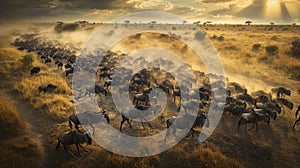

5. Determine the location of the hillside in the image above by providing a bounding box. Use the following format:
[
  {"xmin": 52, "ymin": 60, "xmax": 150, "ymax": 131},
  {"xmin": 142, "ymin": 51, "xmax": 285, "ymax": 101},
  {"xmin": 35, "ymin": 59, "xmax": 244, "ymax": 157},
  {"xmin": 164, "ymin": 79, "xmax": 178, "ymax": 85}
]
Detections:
[{"xmin": 0, "ymin": 23, "xmax": 299, "ymax": 168}]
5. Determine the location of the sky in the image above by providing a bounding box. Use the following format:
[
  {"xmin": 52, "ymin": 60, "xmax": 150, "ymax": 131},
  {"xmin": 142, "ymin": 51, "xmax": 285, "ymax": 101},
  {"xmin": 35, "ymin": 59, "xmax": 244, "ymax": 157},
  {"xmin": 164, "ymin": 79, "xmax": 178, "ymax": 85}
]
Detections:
[{"xmin": 0, "ymin": 0, "xmax": 299, "ymax": 24}]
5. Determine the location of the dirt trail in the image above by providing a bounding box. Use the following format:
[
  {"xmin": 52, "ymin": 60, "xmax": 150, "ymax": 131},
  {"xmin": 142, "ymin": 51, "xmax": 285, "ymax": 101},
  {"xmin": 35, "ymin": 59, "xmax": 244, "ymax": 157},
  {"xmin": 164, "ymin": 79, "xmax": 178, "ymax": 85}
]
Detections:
[{"xmin": 0, "ymin": 88, "xmax": 57, "ymax": 168}]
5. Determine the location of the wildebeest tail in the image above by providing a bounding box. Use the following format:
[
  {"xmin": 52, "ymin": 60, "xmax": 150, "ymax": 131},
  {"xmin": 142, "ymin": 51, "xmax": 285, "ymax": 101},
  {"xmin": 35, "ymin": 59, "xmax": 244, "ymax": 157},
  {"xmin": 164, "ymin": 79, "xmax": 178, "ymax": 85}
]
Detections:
[{"xmin": 56, "ymin": 138, "xmax": 61, "ymax": 149}]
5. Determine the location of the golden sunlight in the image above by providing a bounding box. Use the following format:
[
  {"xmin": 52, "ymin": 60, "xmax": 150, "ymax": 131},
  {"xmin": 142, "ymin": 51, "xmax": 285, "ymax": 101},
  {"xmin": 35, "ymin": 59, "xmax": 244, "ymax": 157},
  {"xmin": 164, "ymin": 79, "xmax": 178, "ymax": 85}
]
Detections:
[
  {"xmin": 267, "ymin": 0, "xmax": 280, "ymax": 6},
  {"xmin": 265, "ymin": 0, "xmax": 281, "ymax": 19}
]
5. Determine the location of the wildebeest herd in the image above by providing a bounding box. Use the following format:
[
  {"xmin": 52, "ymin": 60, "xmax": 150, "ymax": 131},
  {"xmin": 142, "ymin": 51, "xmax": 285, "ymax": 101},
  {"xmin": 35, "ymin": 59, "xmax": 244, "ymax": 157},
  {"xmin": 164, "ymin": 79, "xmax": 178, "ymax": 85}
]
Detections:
[{"xmin": 12, "ymin": 34, "xmax": 300, "ymax": 157}]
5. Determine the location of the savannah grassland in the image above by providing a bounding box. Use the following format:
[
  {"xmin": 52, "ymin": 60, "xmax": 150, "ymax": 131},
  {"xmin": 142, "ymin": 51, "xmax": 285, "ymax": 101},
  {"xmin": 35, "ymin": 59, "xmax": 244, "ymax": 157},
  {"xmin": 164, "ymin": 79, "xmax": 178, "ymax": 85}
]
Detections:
[{"xmin": 0, "ymin": 23, "xmax": 299, "ymax": 168}]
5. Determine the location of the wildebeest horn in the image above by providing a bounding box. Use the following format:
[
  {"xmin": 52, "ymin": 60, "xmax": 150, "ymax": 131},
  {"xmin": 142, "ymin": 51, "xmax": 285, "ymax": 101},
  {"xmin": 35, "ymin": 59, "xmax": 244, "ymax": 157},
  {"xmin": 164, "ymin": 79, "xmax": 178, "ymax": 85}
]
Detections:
[{"xmin": 85, "ymin": 130, "xmax": 91, "ymax": 136}]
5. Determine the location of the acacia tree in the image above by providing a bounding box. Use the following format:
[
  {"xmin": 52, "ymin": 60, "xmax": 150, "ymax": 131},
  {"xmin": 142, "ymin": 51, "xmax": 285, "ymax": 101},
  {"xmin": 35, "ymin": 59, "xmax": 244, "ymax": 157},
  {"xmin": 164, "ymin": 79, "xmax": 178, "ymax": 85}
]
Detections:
[{"xmin": 245, "ymin": 21, "xmax": 252, "ymax": 26}]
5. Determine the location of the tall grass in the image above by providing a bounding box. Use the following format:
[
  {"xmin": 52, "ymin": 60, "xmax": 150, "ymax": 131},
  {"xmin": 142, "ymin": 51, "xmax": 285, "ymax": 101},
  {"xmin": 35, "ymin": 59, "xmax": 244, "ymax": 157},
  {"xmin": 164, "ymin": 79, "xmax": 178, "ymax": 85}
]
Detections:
[
  {"xmin": 0, "ymin": 47, "xmax": 73, "ymax": 121},
  {"xmin": 0, "ymin": 98, "xmax": 24, "ymax": 138},
  {"xmin": 0, "ymin": 98, "xmax": 42, "ymax": 167},
  {"xmin": 13, "ymin": 71, "xmax": 73, "ymax": 120}
]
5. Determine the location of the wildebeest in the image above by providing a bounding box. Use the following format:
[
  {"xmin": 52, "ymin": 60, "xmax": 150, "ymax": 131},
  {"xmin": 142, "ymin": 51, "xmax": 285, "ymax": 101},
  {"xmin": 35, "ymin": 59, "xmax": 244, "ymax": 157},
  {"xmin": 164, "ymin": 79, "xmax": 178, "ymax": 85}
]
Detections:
[
  {"xmin": 133, "ymin": 93, "xmax": 150, "ymax": 105},
  {"xmin": 236, "ymin": 93, "xmax": 256, "ymax": 106},
  {"xmin": 69, "ymin": 111, "xmax": 110, "ymax": 135},
  {"xmin": 238, "ymin": 111, "xmax": 270, "ymax": 132},
  {"xmin": 30, "ymin": 66, "xmax": 41, "ymax": 75},
  {"xmin": 255, "ymin": 101, "xmax": 282, "ymax": 114},
  {"xmin": 119, "ymin": 108, "xmax": 152, "ymax": 131},
  {"xmin": 292, "ymin": 105, "xmax": 300, "ymax": 129},
  {"xmin": 255, "ymin": 109, "xmax": 277, "ymax": 121},
  {"xmin": 56, "ymin": 131, "xmax": 92, "ymax": 157},
  {"xmin": 252, "ymin": 90, "xmax": 272, "ymax": 104},
  {"xmin": 177, "ymin": 101, "xmax": 204, "ymax": 112},
  {"xmin": 64, "ymin": 63, "xmax": 72, "ymax": 69},
  {"xmin": 55, "ymin": 60, "xmax": 63, "ymax": 69},
  {"xmin": 132, "ymin": 77, "xmax": 150, "ymax": 87},
  {"xmin": 223, "ymin": 104, "xmax": 247, "ymax": 117},
  {"xmin": 103, "ymin": 79, "xmax": 112, "ymax": 89},
  {"xmin": 119, "ymin": 84, "xmax": 139, "ymax": 93},
  {"xmin": 65, "ymin": 67, "xmax": 74, "ymax": 77},
  {"xmin": 165, "ymin": 113, "xmax": 209, "ymax": 141},
  {"xmin": 85, "ymin": 85, "xmax": 108, "ymax": 101},
  {"xmin": 44, "ymin": 58, "xmax": 52, "ymax": 65},
  {"xmin": 228, "ymin": 82, "xmax": 247, "ymax": 95},
  {"xmin": 271, "ymin": 87, "xmax": 291, "ymax": 98},
  {"xmin": 276, "ymin": 98, "xmax": 293, "ymax": 111},
  {"xmin": 38, "ymin": 84, "xmax": 57, "ymax": 95}
]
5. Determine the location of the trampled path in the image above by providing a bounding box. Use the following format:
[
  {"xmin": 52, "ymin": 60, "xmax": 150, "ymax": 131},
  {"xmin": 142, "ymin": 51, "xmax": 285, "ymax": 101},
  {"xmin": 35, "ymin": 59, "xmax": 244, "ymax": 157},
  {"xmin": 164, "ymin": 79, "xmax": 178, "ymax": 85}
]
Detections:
[{"xmin": 0, "ymin": 88, "xmax": 58, "ymax": 168}]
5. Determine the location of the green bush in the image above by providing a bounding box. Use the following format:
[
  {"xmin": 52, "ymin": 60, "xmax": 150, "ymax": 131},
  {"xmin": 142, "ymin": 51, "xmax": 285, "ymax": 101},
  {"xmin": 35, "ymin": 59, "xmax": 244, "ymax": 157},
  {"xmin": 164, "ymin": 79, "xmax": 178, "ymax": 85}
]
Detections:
[{"xmin": 20, "ymin": 54, "xmax": 35, "ymax": 69}]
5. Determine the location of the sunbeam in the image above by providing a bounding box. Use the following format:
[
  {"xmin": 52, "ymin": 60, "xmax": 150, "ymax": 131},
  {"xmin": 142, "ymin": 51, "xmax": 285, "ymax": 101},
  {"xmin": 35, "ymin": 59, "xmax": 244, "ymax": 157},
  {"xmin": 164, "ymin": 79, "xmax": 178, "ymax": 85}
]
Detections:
[
  {"xmin": 280, "ymin": 2, "xmax": 292, "ymax": 21},
  {"xmin": 237, "ymin": 0, "xmax": 268, "ymax": 19}
]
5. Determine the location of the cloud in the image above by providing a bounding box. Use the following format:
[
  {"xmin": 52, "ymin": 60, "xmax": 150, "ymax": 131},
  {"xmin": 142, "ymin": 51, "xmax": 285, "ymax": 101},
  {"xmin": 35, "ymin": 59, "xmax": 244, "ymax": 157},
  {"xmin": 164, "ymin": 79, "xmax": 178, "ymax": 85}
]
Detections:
[
  {"xmin": 199, "ymin": 0, "xmax": 233, "ymax": 3},
  {"xmin": 209, "ymin": 4, "xmax": 241, "ymax": 15},
  {"xmin": 0, "ymin": 0, "xmax": 299, "ymax": 23}
]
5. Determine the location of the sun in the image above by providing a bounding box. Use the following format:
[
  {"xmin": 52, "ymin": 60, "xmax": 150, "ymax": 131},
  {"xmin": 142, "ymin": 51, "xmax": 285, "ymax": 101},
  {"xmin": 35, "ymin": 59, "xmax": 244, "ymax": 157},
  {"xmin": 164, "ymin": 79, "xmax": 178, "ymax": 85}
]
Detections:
[{"xmin": 267, "ymin": 0, "xmax": 280, "ymax": 6}]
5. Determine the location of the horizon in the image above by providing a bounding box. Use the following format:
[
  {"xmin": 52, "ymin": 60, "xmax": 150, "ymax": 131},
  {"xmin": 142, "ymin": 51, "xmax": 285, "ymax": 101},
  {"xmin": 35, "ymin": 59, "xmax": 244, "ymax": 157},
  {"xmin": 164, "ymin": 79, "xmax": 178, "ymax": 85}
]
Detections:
[{"xmin": 1, "ymin": 0, "xmax": 299, "ymax": 25}]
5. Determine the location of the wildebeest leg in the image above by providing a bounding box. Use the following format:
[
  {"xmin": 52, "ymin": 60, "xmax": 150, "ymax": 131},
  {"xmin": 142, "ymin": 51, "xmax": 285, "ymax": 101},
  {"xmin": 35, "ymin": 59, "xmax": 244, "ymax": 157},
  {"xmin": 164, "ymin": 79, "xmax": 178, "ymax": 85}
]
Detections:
[
  {"xmin": 56, "ymin": 140, "xmax": 61, "ymax": 149},
  {"xmin": 172, "ymin": 128, "xmax": 178, "ymax": 139},
  {"xmin": 248, "ymin": 123, "xmax": 255, "ymax": 130},
  {"xmin": 191, "ymin": 129, "xmax": 195, "ymax": 137},
  {"xmin": 76, "ymin": 144, "xmax": 81, "ymax": 157},
  {"xmin": 79, "ymin": 144, "xmax": 88, "ymax": 152},
  {"xmin": 127, "ymin": 119, "xmax": 132, "ymax": 128},
  {"xmin": 293, "ymin": 118, "xmax": 300, "ymax": 129},
  {"xmin": 244, "ymin": 122, "xmax": 248, "ymax": 131},
  {"xmin": 177, "ymin": 105, "xmax": 181, "ymax": 112},
  {"xmin": 75, "ymin": 124, "xmax": 79, "ymax": 131},
  {"xmin": 255, "ymin": 122, "xmax": 259, "ymax": 132},
  {"xmin": 120, "ymin": 117, "xmax": 131, "ymax": 131},
  {"xmin": 296, "ymin": 110, "xmax": 299, "ymax": 119},
  {"xmin": 237, "ymin": 119, "xmax": 242, "ymax": 131},
  {"xmin": 120, "ymin": 119, "xmax": 126, "ymax": 131},
  {"xmin": 64, "ymin": 145, "xmax": 75, "ymax": 158},
  {"xmin": 90, "ymin": 124, "xmax": 95, "ymax": 136},
  {"xmin": 164, "ymin": 128, "xmax": 171, "ymax": 142},
  {"xmin": 142, "ymin": 117, "xmax": 152, "ymax": 128}
]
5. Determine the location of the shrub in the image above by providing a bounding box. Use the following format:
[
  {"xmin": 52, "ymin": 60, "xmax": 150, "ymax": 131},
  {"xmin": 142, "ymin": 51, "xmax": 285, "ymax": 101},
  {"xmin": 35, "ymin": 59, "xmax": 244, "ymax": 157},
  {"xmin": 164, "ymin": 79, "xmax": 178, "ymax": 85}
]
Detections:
[
  {"xmin": 20, "ymin": 53, "xmax": 35, "ymax": 69},
  {"xmin": 212, "ymin": 34, "xmax": 218, "ymax": 40},
  {"xmin": 252, "ymin": 44, "xmax": 261, "ymax": 52},
  {"xmin": 217, "ymin": 36, "xmax": 224, "ymax": 42},
  {"xmin": 291, "ymin": 39, "xmax": 300, "ymax": 58},
  {"xmin": 266, "ymin": 45, "xmax": 278, "ymax": 56},
  {"xmin": 225, "ymin": 45, "xmax": 239, "ymax": 50},
  {"xmin": 0, "ymin": 98, "xmax": 24, "ymax": 137}
]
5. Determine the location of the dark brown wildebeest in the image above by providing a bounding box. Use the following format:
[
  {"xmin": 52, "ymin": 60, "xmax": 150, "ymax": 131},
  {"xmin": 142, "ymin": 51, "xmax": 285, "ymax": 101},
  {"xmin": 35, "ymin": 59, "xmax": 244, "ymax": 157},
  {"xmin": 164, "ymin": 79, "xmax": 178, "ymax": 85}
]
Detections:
[
  {"xmin": 38, "ymin": 84, "xmax": 57, "ymax": 95},
  {"xmin": 56, "ymin": 131, "xmax": 92, "ymax": 157},
  {"xmin": 69, "ymin": 111, "xmax": 110, "ymax": 135}
]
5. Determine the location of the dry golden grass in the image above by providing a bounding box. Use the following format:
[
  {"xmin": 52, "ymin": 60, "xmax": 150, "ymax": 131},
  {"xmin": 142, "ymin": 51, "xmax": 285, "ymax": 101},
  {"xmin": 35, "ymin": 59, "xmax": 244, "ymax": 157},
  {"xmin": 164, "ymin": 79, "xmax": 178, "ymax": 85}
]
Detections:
[
  {"xmin": 14, "ymin": 73, "xmax": 73, "ymax": 120},
  {"xmin": 0, "ymin": 136, "xmax": 43, "ymax": 168},
  {"xmin": 0, "ymin": 98, "xmax": 24, "ymax": 137},
  {"xmin": 0, "ymin": 98, "xmax": 42, "ymax": 168},
  {"xmin": 0, "ymin": 46, "xmax": 73, "ymax": 121},
  {"xmin": 200, "ymin": 25, "xmax": 300, "ymax": 81}
]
